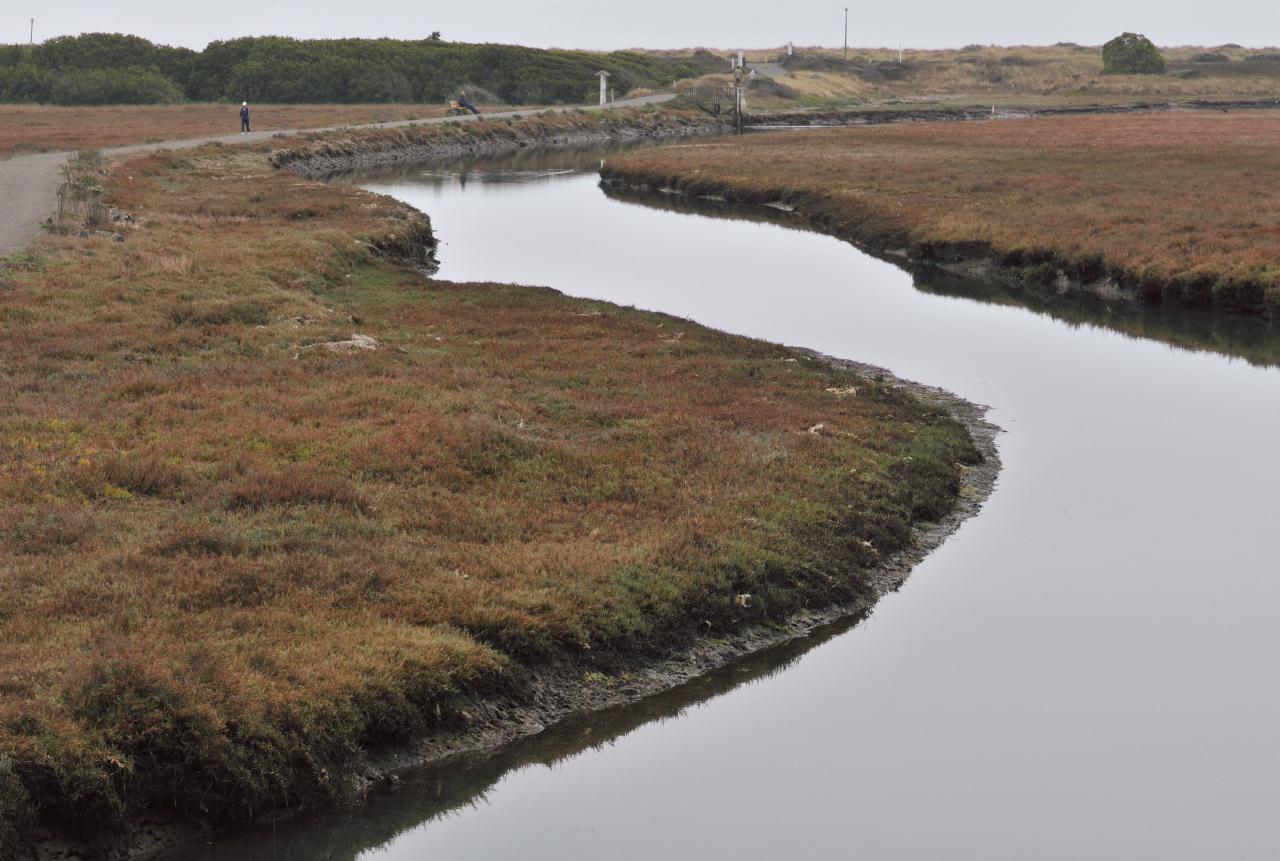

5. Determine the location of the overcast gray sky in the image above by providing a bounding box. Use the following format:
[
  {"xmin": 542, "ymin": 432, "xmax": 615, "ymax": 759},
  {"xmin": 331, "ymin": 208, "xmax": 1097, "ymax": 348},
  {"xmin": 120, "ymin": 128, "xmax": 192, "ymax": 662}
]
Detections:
[{"xmin": 11, "ymin": 1, "xmax": 1276, "ymax": 50}]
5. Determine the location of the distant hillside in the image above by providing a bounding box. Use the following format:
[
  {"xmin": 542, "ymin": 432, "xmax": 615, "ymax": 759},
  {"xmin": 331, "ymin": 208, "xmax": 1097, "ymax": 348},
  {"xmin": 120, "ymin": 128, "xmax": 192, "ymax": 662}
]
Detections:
[{"xmin": 0, "ymin": 34, "xmax": 723, "ymax": 105}]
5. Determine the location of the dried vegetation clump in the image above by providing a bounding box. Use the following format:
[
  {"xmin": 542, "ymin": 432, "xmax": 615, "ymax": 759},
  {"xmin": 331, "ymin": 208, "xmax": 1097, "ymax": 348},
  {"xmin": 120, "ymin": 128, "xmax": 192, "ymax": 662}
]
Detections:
[
  {"xmin": 604, "ymin": 112, "xmax": 1280, "ymax": 314},
  {"xmin": 0, "ymin": 141, "xmax": 977, "ymax": 847}
]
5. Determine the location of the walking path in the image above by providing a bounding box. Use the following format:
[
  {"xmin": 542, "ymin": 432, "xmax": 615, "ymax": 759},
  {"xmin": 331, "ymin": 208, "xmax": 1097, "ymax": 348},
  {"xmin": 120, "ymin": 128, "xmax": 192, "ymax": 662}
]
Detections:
[
  {"xmin": 0, "ymin": 93, "xmax": 675, "ymax": 257},
  {"xmin": 745, "ymin": 62, "xmax": 788, "ymax": 79},
  {"xmin": 0, "ymin": 151, "xmax": 66, "ymax": 257}
]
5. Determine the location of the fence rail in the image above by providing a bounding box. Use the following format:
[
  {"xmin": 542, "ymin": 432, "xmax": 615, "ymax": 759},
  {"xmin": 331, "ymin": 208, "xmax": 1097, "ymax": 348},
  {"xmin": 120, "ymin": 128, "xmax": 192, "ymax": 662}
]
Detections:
[{"xmin": 677, "ymin": 86, "xmax": 741, "ymax": 124}]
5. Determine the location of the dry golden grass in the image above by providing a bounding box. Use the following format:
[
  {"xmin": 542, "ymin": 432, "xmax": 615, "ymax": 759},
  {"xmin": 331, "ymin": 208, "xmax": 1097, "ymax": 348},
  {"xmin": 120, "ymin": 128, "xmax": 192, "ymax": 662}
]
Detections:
[
  {"xmin": 0, "ymin": 103, "xmax": 455, "ymax": 157},
  {"xmin": 0, "ymin": 130, "xmax": 976, "ymax": 849},
  {"xmin": 605, "ymin": 111, "xmax": 1280, "ymax": 313},
  {"xmin": 678, "ymin": 44, "xmax": 1280, "ymax": 111}
]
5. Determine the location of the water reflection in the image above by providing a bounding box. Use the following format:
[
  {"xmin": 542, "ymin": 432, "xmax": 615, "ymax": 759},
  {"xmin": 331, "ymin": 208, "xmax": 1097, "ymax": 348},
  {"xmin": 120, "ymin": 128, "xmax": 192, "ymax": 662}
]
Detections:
[
  {"xmin": 169, "ymin": 614, "xmax": 867, "ymax": 861},
  {"xmin": 601, "ymin": 185, "xmax": 1280, "ymax": 369},
  {"xmin": 322, "ymin": 143, "xmax": 635, "ymax": 186}
]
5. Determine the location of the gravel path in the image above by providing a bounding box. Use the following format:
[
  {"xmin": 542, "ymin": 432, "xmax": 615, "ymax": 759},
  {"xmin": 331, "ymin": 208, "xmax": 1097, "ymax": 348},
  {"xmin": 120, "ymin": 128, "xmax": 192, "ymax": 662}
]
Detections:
[
  {"xmin": 0, "ymin": 151, "xmax": 66, "ymax": 256},
  {"xmin": 0, "ymin": 94, "xmax": 675, "ymax": 258},
  {"xmin": 745, "ymin": 62, "xmax": 789, "ymax": 79}
]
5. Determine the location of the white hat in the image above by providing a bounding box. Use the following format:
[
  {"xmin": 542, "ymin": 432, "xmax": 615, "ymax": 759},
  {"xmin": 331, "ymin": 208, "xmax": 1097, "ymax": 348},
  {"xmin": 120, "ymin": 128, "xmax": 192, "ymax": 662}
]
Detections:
[{"xmin": 242, "ymin": 101, "xmax": 248, "ymax": 106}]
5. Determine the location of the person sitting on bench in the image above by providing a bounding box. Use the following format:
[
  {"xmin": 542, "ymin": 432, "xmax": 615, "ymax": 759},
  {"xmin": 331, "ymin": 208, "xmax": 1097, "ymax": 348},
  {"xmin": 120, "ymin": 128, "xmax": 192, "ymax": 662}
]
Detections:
[{"xmin": 457, "ymin": 90, "xmax": 481, "ymax": 115}]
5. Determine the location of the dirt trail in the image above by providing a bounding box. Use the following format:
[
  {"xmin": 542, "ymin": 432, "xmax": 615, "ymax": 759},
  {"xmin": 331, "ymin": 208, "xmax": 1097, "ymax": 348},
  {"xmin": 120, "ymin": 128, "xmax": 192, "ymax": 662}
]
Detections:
[{"xmin": 0, "ymin": 94, "xmax": 675, "ymax": 258}]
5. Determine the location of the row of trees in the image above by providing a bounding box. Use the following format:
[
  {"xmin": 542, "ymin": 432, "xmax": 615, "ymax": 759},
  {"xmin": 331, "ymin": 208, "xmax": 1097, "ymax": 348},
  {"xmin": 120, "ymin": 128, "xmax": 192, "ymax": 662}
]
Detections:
[
  {"xmin": 0, "ymin": 65, "xmax": 183, "ymax": 105},
  {"xmin": 0, "ymin": 34, "xmax": 713, "ymax": 105}
]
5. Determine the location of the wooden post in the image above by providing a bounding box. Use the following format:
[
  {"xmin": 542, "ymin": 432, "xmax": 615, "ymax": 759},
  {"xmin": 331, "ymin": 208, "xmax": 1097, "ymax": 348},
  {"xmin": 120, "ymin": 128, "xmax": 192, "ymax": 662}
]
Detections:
[{"xmin": 595, "ymin": 71, "xmax": 610, "ymax": 105}]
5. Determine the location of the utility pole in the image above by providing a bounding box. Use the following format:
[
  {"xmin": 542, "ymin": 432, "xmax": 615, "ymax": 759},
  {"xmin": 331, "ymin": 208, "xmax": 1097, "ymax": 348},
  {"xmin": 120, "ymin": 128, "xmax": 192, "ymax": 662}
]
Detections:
[
  {"xmin": 843, "ymin": 8, "xmax": 848, "ymax": 61},
  {"xmin": 29, "ymin": 18, "xmax": 34, "ymax": 45}
]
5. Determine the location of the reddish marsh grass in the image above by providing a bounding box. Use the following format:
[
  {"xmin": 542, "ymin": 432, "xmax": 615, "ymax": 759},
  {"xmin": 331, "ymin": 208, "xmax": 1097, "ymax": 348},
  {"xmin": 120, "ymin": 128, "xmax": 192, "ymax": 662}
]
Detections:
[
  {"xmin": 0, "ymin": 138, "xmax": 977, "ymax": 848},
  {"xmin": 605, "ymin": 111, "xmax": 1280, "ymax": 314}
]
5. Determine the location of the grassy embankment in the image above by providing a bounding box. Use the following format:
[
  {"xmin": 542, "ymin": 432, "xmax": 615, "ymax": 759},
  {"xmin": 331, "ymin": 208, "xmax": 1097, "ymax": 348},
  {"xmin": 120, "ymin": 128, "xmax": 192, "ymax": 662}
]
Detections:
[
  {"xmin": 603, "ymin": 111, "xmax": 1280, "ymax": 316},
  {"xmin": 665, "ymin": 43, "xmax": 1280, "ymax": 112},
  {"xmin": 0, "ymin": 115, "xmax": 979, "ymax": 852},
  {"xmin": 0, "ymin": 104, "xmax": 469, "ymax": 157},
  {"xmin": 268, "ymin": 106, "xmax": 720, "ymax": 174}
]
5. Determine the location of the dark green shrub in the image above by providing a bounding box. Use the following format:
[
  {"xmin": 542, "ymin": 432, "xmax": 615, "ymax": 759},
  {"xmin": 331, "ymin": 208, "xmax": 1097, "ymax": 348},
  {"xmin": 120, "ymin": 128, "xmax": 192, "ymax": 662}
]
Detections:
[
  {"xmin": 49, "ymin": 67, "xmax": 182, "ymax": 105},
  {"xmin": 1102, "ymin": 33, "xmax": 1167, "ymax": 75},
  {"xmin": 0, "ymin": 63, "xmax": 52, "ymax": 101}
]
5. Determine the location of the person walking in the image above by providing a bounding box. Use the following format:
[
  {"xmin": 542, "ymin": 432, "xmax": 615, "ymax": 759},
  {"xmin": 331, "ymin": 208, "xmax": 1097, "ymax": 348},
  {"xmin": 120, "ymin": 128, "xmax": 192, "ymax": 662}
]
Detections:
[{"xmin": 240, "ymin": 102, "xmax": 251, "ymax": 134}]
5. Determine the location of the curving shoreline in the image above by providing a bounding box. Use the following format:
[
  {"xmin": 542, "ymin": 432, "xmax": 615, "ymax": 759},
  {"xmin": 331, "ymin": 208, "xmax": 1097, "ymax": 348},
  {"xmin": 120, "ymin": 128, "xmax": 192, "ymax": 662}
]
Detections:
[
  {"xmin": 11, "ymin": 120, "xmax": 997, "ymax": 861},
  {"xmin": 137, "ymin": 131, "xmax": 1002, "ymax": 855},
  {"xmin": 141, "ymin": 355, "xmax": 999, "ymax": 861},
  {"xmin": 599, "ymin": 116, "xmax": 1280, "ymax": 319}
]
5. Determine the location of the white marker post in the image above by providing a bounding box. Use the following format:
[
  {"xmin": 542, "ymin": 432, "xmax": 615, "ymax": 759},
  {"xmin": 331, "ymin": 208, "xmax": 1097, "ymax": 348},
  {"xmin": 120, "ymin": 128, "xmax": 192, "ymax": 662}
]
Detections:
[{"xmin": 596, "ymin": 70, "xmax": 610, "ymax": 105}]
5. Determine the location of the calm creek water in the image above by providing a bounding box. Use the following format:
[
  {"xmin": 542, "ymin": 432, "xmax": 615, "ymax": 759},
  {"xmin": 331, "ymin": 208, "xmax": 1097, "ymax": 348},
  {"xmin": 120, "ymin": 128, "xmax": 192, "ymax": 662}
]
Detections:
[{"xmin": 177, "ymin": 144, "xmax": 1280, "ymax": 859}]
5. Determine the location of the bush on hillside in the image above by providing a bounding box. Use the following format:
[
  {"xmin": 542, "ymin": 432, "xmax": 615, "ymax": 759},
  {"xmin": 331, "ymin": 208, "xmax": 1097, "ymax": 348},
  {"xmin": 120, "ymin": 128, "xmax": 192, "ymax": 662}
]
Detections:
[{"xmin": 1102, "ymin": 33, "xmax": 1167, "ymax": 75}]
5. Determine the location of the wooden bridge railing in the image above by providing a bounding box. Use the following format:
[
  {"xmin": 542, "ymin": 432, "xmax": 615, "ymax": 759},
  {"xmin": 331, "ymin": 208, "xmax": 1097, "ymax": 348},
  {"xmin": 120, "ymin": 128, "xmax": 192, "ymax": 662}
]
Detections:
[{"xmin": 677, "ymin": 86, "xmax": 738, "ymax": 116}]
